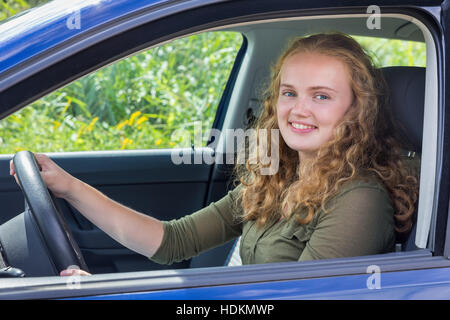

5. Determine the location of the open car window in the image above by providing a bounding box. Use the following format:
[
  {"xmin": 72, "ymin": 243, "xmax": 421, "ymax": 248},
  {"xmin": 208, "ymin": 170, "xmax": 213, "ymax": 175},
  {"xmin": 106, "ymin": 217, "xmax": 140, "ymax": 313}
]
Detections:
[
  {"xmin": 0, "ymin": 31, "xmax": 243, "ymax": 153},
  {"xmin": 353, "ymin": 35, "xmax": 426, "ymax": 67}
]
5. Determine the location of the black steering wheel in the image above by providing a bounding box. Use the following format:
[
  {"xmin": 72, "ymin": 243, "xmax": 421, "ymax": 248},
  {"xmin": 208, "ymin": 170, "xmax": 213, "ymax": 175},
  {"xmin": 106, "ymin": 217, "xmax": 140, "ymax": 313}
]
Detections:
[{"xmin": 13, "ymin": 151, "xmax": 88, "ymax": 273}]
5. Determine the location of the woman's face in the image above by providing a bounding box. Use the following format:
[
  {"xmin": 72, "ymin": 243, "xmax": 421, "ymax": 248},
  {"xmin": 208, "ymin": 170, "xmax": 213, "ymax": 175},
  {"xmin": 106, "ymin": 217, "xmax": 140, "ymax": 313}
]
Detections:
[{"xmin": 276, "ymin": 52, "xmax": 354, "ymax": 159}]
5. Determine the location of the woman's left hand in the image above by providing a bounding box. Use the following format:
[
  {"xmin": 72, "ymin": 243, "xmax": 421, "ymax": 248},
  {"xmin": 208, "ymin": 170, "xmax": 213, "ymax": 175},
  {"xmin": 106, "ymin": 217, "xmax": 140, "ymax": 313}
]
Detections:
[{"xmin": 60, "ymin": 268, "xmax": 91, "ymax": 276}]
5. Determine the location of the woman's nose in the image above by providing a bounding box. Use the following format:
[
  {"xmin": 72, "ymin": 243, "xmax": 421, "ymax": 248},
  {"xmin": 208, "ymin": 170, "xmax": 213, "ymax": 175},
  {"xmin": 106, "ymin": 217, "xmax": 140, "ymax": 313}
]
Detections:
[{"xmin": 291, "ymin": 95, "xmax": 310, "ymax": 116}]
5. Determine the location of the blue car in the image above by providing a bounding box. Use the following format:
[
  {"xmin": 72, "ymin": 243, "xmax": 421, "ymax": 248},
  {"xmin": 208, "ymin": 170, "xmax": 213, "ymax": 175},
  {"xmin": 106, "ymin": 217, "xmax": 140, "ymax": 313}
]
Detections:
[{"xmin": 0, "ymin": 0, "xmax": 448, "ymax": 300}]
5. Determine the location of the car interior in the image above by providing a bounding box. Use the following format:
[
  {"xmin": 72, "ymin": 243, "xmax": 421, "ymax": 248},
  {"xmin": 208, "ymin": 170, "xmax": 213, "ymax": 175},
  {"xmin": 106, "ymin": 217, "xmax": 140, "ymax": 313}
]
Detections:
[
  {"xmin": 0, "ymin": 12, "xmax": 436, "ymax": 278},
  {"xmin": 193, "ymin": 15, "xmax": 433, "ymax": 267}
]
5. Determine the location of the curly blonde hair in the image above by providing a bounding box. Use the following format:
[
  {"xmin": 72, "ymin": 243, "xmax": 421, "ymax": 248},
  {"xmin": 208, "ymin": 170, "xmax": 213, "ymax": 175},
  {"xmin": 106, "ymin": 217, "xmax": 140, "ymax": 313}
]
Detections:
[{"xmin": 233, "ymin": 32, "xmax": 419, "ymax": 238}]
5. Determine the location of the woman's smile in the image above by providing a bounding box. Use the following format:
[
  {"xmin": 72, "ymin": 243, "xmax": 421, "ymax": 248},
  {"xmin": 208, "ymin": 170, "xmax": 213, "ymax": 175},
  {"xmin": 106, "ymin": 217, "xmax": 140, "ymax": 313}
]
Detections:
[{"xmin": 289, "ymin": 121, "xmax": 318, "ymax": 133}]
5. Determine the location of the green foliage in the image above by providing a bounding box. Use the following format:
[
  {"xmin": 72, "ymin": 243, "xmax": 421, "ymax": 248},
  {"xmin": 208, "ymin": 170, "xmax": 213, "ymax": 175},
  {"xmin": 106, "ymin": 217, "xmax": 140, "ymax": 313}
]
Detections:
[
  {"xmin": 353, "ymin": 36, "xmax": 426, "ymax": 67},
  {"xmin": 0, "ymin": 32, "xmax": 244, "ymax": 152}
]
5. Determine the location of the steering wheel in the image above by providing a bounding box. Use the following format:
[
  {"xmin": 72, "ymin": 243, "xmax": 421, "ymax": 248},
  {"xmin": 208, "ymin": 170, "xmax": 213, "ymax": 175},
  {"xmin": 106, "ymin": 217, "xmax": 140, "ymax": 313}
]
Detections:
[{"xmin": 13, "ymin": 151, "xmax": 88, "ymax": 273}]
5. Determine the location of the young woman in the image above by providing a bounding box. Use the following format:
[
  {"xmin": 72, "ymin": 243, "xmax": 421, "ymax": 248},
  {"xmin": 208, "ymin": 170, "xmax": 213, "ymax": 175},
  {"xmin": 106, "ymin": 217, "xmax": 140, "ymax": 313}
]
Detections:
[{"xmin": 10, "ymin": 32, "xmax": 418, "ymax": 276}]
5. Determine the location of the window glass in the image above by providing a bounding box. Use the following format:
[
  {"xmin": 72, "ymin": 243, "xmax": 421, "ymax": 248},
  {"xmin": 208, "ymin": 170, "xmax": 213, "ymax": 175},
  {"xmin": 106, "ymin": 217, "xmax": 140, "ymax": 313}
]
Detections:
[
  {"xmin": 353, "ymin": 36, "xmax": 426, "ymax": 67},
  {"xmin": 0, "ymin": 31, "xmax": 243, "ymax": 153}
]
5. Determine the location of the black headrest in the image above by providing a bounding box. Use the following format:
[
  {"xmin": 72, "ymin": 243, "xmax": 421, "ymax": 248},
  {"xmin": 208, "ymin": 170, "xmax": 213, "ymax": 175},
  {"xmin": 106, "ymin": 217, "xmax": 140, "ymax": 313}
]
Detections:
[{"xmin": 381, "ymin": 66, "xmax": 425, "ymax": 152}]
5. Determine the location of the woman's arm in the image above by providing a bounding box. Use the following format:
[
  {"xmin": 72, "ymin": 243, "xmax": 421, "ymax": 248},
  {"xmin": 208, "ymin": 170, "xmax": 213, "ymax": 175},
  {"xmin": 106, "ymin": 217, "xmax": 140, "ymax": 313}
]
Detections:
[
  {"xmin": 10, "ymin": 153, "xmax": 164, "ymax": 259},
  {"xmin": 66, "ymin": 178, "xmax": 164, "ymax": 258}
]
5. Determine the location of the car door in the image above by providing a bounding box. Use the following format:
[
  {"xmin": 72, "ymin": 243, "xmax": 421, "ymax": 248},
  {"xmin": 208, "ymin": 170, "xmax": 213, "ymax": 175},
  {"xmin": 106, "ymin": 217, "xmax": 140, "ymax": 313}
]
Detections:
[
  {"xmin": 0, "ymin": 19, "xmax": 246, "ymax": 273},
  {"xmin": 2, "ymin": 0, "xmax": 450, "ymax": 301}
]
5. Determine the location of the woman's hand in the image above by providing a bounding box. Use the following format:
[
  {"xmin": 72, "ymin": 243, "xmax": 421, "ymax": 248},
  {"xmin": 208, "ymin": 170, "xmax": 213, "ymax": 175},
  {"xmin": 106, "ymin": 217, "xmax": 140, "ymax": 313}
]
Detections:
[
  {"xmin": 9, "ymin": 153, "xmax": 78, "ymax": 199},
  {"xmin": 60, "ymin": 268, "xmax": 91, "ymax": 277}
]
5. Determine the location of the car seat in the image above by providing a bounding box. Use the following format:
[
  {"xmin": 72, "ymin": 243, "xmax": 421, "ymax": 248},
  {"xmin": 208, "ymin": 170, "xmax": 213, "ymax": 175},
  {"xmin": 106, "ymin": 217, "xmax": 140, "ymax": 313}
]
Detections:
[{"xmin": 381, "ymin": 66, "xmax": 425, "ymax": 252}]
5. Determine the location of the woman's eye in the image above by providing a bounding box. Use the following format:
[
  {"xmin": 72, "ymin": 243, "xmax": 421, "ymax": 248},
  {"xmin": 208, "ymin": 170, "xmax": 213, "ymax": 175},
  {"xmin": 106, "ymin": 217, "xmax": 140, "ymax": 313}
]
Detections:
[
  {"xmin": 282, "ymin": 91, "xmax": 296, "ymax": 97},
  {"xmin": 314, "ymin": 94, "xmax": 329, "ymax": 100}
]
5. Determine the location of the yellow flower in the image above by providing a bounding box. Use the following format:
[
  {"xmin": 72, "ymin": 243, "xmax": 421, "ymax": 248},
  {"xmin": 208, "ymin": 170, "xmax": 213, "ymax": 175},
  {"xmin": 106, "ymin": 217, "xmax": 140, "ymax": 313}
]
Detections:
[
  {"xmin": 86, "ymin": 117, "xmax": 99, "ymax": 132},
  {"xmin": 135, "ymin": 115, "xmax": 149, "ymax": 127},
  {"xmin": 121, "ymin": 138, "xmax": 133, "ymax": 149},
  {"xmin": 62, "ymin": 98, "xmax": 72, "ymax": 115},
  {"xmin": 75, "ymin": 127, "xmax": 84, "ymax": 139},
  {"xmin": 128, "ymin": 111, "xmax": 141, "ymax": 126},
  {"xmin": 53, "ymin": 120, "xmax": 61, "ymax": 131},
  {"xmin": 116, "ymin": 120, "xmax": 128, "ymax": 130},
  {"xmin": 155, "ymin": 138, "xmax": 162, "ymax": 146}
]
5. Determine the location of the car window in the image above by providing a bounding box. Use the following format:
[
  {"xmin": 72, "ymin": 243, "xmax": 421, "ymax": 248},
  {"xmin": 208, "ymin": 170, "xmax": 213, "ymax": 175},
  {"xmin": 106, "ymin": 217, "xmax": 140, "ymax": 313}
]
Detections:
[
  {"xmin": 353, "ymin": 35, "xmax": 426, "ymax": 67},
  {"xmin": 0, "ymin": 31, "xmax": 243, "ymax": 153}
]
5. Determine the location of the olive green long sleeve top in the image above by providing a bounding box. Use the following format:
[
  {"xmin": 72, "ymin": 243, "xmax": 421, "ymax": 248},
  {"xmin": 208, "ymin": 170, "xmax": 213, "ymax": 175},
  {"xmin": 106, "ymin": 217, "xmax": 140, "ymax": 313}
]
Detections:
[{"xmin": 150, "ymin": 176, "xmax": 396, "ymax": 265}]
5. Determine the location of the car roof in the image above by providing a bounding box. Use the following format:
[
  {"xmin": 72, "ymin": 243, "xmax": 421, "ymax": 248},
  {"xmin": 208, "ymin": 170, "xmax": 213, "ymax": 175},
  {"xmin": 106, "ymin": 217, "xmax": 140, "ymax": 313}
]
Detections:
[
  {"xmin": 0, "ymin": 0, "xmax": 168, "ymax": 75},
  {"xmin": 0, "ymin": 0, "xmax": 442, "ymax": 76}
]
